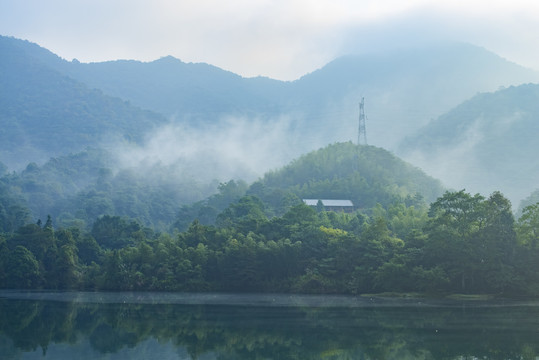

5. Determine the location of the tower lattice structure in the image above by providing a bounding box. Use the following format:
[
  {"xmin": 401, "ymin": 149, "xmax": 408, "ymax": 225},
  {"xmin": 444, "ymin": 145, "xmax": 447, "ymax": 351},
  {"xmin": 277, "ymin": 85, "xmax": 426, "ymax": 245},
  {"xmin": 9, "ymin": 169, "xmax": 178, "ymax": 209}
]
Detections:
[{"xmin": 358, "ymin": 97, "xmax": 367, "ymax": 145}]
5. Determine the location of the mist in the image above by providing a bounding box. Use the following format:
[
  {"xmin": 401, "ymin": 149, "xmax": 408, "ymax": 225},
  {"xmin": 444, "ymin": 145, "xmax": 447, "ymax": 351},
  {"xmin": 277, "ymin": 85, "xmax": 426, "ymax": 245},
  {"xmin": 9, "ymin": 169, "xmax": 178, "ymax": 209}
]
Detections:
[
  {"xmin": 401, "ymin": 103, "xmax": 539, "ymax": 209},
  {"xmin": 112, "ymin": 115, "xmax": 305, "ymax": 186}
]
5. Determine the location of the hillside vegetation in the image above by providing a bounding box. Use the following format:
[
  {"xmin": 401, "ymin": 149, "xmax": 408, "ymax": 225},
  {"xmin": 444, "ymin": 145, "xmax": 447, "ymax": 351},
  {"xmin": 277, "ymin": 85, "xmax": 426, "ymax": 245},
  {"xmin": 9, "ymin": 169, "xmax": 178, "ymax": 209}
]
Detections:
[
  {"xmin": 171, "ymin": 142, "xmax": 444, "ymax": 231},
  {"xmin": 2, "ymin": 184, "xmax": 538, "ymax": 296},
  {"xmin": 0, "ymin": 148, "xmax": 219, "ymax": 233},
  {"xmin": 0, "ymin": 140, "xmax": 442, "ymax": 234},
  {"xmin": 257, "ymin": 142, "xmax": 443, "ymax": 207}
]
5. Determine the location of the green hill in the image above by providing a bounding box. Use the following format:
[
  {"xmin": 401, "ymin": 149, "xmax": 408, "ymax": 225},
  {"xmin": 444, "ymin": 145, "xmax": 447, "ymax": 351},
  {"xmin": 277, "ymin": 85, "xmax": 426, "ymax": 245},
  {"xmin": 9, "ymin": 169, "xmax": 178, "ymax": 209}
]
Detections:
[
  {"xmin": 173, "ymin": 142, "xmax": 445, "ymax": 230},
  {"xmin": 255, "ymin": 142, "xmax": 444, "ymax": 209}
]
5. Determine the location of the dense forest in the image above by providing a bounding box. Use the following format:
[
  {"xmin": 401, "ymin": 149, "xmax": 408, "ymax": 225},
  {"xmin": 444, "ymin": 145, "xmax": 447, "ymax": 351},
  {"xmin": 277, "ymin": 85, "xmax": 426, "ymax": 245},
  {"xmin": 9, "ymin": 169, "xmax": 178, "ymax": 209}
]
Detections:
[
  {"xmin": 1, "ymin": 141, "xmax": 539, "ymax": 296},
  {"xmin": 2, "ymin": 142, "xmax": 539, "ymax": 296},
  {"xmin": 1, "ymin": 188, "xmax": 539, "ymax": 295}
]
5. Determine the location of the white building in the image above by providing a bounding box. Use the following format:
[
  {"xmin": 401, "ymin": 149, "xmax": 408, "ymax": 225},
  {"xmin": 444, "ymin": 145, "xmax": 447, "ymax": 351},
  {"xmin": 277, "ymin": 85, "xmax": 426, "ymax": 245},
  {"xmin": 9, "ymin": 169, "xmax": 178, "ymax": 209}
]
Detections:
[{"xmin": 303, "ymin": 199, "xmax": 355, "ymax": 213}]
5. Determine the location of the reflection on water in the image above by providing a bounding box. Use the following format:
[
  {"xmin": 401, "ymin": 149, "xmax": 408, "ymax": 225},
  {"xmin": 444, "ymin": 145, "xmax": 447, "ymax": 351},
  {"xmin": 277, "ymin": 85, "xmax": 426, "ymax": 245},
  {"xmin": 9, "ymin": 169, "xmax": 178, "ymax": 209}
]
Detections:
[{"xmin": 1, "ymin": 291, "xmax": 539, "ymax": 359}]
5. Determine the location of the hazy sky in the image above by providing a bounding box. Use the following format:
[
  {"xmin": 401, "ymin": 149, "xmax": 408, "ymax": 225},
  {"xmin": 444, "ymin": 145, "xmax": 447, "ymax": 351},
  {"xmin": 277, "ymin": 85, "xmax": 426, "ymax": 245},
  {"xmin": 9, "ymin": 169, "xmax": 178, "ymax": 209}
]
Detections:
[{"xmin": 1, "ymin": 0, "xmax": 539, "ymax": 80}]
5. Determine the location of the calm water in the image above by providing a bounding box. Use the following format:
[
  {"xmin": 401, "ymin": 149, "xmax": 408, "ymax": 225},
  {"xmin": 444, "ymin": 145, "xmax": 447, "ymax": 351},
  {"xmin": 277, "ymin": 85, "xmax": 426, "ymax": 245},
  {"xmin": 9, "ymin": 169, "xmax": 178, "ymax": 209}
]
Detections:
[{"xmin": 1, "ymin": 291, "xmax": 539, "ymax": 359}]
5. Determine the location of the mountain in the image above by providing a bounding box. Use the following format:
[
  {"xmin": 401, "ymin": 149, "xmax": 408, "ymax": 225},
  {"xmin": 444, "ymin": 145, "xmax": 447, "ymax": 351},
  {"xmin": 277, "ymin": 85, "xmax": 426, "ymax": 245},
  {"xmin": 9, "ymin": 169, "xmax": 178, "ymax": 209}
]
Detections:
[
  {"xmin": 59, "ymin": 56, "xmax": 288, "ymax": 120},
  {"xmin": 290, "ymin": 43, "xmax": 539, "ymax": 149},
  {"xmin": 399, "ymin": 83, "xmax": 539, "ymax": 205},
  {"xmin": 3, "ymin": 35, "xmax": 538, "ymax": 169},
  {"xmin": 58, "ymin": 43, "xmax": 539, "ymax": 151},
  {"xmin": 0, "ymin": 36, "xmax": 167, "ymax": 169},
  {"xmin": 0, "ymin": 36, "xmax": 286, "ymax": 120}
]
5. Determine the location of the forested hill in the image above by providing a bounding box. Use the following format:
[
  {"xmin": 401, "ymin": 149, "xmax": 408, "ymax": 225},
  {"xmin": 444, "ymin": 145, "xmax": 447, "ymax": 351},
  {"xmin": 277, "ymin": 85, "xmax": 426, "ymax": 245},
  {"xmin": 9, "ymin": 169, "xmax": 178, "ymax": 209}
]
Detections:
[
  {"xmin": 0, "ymin": 148, "xmax": 218, "ymax": 233},
  {"xmin": 0, "ymin": 36, "xmax": 167, "ymax": 169},
  {"xmin": 400, "ymin": 83, "xmax": 539, "ymax": 205},
  {"xmin": 58, "ymin": 56, "xmax": 287, "ymax": 119},
  {"xmin": 256, "ymin": 142, "xmax": 444, "ymax": 208},
  {"xmin": 173, "ymin": 142, "xmax": 445, "ymax": 230}
]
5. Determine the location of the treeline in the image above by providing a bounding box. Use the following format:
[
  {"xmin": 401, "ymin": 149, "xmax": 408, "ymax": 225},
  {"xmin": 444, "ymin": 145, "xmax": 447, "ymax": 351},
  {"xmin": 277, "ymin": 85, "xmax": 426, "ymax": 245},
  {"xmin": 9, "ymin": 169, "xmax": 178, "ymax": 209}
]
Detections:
[{"xmin": 2, "ymin": 189, "xmax": 539, "ymax": 296}]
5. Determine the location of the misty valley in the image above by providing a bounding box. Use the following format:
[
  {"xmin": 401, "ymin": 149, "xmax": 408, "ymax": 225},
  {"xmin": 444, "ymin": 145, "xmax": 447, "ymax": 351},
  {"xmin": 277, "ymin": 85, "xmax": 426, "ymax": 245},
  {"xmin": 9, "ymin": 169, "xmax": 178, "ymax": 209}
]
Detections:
[{"xmin": 3, "ymin": 34, "xmax": 539, "ymax": 358}]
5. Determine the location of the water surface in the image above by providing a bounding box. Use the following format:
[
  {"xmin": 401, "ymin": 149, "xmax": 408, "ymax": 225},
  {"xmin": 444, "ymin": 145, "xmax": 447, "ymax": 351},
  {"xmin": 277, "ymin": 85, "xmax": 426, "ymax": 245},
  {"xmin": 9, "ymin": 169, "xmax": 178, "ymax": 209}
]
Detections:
[{"xmin": 1, "ymin": 291, "xmax": 538, "ymax": 359}]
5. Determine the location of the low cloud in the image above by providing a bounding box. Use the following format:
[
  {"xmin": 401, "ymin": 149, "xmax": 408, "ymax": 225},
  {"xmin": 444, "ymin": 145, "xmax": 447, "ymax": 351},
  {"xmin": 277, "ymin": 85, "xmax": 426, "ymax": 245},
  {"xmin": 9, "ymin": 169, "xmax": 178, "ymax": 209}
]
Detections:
[{"xmin": 113, "ymin": 115, "xmax": 303, "ymax": 185}]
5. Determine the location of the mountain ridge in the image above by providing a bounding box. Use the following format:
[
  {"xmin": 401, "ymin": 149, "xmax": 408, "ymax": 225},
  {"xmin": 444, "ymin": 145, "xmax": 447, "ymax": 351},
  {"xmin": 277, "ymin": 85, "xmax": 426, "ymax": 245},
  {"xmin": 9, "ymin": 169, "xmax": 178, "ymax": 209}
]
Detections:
[
  {"xmin": 0, "ymin": 36, "xmax": 168, "ymax": 169},
  {"xmin": 3, "ymin": 35, "xmax": 538, "ymax": 156},
  {"xmin": 2, "ymin": 34, "xmax": 539, "ymax": 208}
]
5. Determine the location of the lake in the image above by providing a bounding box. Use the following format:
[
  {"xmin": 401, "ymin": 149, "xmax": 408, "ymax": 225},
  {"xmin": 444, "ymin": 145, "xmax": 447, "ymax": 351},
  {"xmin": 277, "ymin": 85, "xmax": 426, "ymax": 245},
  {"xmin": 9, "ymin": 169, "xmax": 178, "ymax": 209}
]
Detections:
[{"xmin": 1, "ymin": 291, "xmax": 538, "ymax": 359}]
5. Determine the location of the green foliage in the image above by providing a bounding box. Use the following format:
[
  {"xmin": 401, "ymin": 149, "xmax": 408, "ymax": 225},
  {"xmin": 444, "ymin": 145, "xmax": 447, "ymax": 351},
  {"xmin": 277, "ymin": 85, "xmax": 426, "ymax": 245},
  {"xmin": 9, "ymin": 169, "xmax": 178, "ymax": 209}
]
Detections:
[
  {"xmin": 0, "ymin": 148, "xmax": 219, "ymax": 232},
  {"xmin": 517, "ymin": 189, "xmax": 539, "ymax": 218},
  {"xmin": 260, "ymin": 142, "xmax": 443, "ymax": 211},
  {"xmin": 0, "ymin": 134, "xmax": 534, "ymax": 296},
  {"xmin": 5, "ymin": 245, "xmax": 41, "ymax": 288},
  {"xmin": 0, "ymin": 189, "xmax": 537, "ymax": 296},
  {"xmin": 91, "ymin": 215, "xmax": 150, "ymax": 250},
  {"xmin": 517, "ymin": 202, "xmax": 539, "ymax": 249},
  {"xmin": 171, "ymin": 180, "xmax": 248, "ymax": 231},
  {"xmin": 424, "ymin": 190, "xmax": 521, "ymax": 294}
]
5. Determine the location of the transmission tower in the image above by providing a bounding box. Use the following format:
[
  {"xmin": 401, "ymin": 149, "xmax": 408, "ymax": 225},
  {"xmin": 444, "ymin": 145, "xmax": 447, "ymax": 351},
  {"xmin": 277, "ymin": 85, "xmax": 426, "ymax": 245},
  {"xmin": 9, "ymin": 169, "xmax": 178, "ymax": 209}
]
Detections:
[{"xmin": 358, "ymin": 97, "xmax": 367, "ymax": 145}]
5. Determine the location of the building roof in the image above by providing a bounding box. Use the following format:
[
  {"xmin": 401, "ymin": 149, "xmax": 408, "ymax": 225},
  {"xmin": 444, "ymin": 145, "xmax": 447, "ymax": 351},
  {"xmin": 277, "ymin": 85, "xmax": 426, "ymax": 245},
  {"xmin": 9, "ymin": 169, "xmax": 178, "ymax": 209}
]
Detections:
[{"xmin": 303, "ymin": 199, "xmax": 354, "ymax": 207}]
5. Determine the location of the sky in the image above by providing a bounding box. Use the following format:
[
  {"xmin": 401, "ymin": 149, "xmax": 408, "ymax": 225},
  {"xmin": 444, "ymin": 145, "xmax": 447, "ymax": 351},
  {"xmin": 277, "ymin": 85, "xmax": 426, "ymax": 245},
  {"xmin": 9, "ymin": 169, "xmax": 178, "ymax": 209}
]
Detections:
[{"xmin": 1, "ymin": 0, "xmax": 539, "ymax": 80}]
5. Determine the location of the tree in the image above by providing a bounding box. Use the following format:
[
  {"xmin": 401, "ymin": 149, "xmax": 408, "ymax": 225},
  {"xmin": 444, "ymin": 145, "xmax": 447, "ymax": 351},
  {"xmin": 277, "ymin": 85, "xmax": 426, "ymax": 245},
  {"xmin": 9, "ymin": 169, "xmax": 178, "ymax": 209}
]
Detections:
[
  {"xmin": 55, "ymin": 244, "xmax": 80, "ymax": 289},
  {"xmin": 474, "ymin": 192, "xmax": 519, "ymax": 293},
  {"xmin": 422, "ymin": 190, "xmax": 521, "ymax": 294},
  {"xmin": 5, "ymin": 245, "xmax": 41, "ymax": 288},
  {"xmin": 424, "ymin": 190, "xmax": 485, "ymax": 293},
  {"xmin": 517, "ymin": 202, "xmax": 539, "ymax": 249},
  {"xmin": 216, "ymin": 196, "xmax": 267, "ymax": 233},
  {"xmin": 516, "ymin": 202, "xmax": 539, "ymax": 294},
  {"xmin": 354, "ymin": 217, "xmax": 403, "ymax": 293},
  {"xmin": 91, "ymin": 215, "xmax": 142, "ymax": 249}
]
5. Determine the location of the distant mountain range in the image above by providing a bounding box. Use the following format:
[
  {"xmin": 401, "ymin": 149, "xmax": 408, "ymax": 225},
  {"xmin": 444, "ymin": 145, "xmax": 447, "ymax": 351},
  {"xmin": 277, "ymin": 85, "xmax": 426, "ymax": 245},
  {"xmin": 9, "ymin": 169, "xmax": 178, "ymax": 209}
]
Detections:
[
  {"xmin": 2, "ymin": 35, "xmax": 538, "ymax": 171},
  {"xmin": 2, "ymin": 34, "xmax": 539, "ymax": 207}
]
